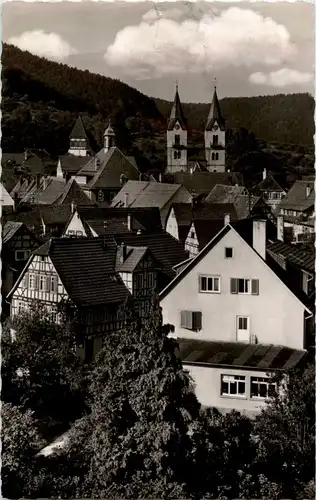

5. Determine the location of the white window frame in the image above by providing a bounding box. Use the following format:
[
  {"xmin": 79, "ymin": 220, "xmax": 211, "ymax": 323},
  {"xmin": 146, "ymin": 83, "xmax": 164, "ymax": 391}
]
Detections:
[
  {"xmin": 39, "ymin": 275, "xmax": 46, "ymax": 291},
  {"xmin": 51, "ymin": 276, "xmax": 58, "ymax": 293},
  {"xmin": 250, "ymin": 376, "xmax": 276, "ymax": 400},
  {"xmin": 225, "ymin": 247, "xmax": 233, "ymax": 259},
  {"xmin": 221, "ymin": 374, "xmax": 246, "ymax": 398},
  {"xmin": 238, "ymin": 278, "xmax": 251, "ymax": 294},
  {"xmin": 199, "ymin": 275, "xmax": 221, "ymax": 294}
]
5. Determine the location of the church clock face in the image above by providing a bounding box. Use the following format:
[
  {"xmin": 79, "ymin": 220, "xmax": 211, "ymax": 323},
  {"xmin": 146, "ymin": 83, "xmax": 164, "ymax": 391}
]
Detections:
[
  {"xmin": 213, "ymin": 125, "xmax": 218, "ymax": 131},
  {"xmin": 175, "ymin": 124, "xmax": 180, "ymax": 130}
]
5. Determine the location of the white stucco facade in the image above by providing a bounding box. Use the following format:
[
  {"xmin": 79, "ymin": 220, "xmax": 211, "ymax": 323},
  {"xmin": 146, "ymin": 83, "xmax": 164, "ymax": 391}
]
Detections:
[{"xmin": 161, "ymin": 226, "xmax": 307, "ymax": 351}]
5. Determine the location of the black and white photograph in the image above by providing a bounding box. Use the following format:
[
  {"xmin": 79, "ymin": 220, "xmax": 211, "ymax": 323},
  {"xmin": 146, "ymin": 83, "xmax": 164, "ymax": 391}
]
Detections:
[{"xmin": 1, "ymin": 0, "xmax": 315, "ymax": 498}]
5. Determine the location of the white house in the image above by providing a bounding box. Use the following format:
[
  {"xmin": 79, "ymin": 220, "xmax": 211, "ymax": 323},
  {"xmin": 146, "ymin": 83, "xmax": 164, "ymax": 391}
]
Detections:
[{"xmin": 160, "ymin": 218, "xmax": 311, "ymax": 415}]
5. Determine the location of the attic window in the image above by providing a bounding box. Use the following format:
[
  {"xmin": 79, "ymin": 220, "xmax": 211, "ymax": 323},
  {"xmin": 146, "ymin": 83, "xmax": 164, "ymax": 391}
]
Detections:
[
  {"xmin": 225, "ymin": 247, "xmax": 233, "ymax": 259},
  {"xmin": 41, "ymin": 256, "xmax": 45, "ymax": 262}
]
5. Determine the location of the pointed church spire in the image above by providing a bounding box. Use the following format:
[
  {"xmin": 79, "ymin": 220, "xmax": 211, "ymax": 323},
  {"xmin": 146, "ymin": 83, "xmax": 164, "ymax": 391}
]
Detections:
[
  {"xmin": 69, "ymin": 116, "xmax": 88, "ymax": 140},
  {"xmin": 167, "ymin": 83, "xmax": 187, "ymax": 131},
  {"xmin": 205, "ymin": 85, "xmax": 225, "ymax": 131}
]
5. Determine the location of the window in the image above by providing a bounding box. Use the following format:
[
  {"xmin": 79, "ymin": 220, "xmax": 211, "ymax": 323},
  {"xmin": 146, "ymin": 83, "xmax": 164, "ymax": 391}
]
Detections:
[
  {"xmin": 98, "ymin": 190, "xmax": 104, "ymax": 202},
  {"xmin": 213, "ymin": 135, "xmax": 218, "ymax": 146},
  {"xmin": 190, "ymin": 231, "xmax": 195, "ymax": 238},
  {"xmin": 147, "ymin": 272, "xmax": 154, "ymax": 289},
  {"xmin": 225, "ymin": 247, "xmax": 233, "ymax": 258},
  {"xmin": 51, "ymin": 276, "xmax": 58, "ymax": 293},
  {"xmin": 238, "ymin": 317, "xmax": 248, "ymax": 330},
  {"xmin": 67, "ymin": 230, "xmax": 75, "ymax": 236},
  {"xmin": 29, "ymin": 273, "xmax": 36, "ymax": 290},
  {"xmin": 76, "ymin": 231, "xmax": 83, "ymax": 236},
  {"xmin": 41, "ymin": 256, "xmax": 45, "ymax": 262},
  {"xmin": 22, "ymin": 273, "xmax": 29, "ymax": 288},
  {"xmin": 215, "ymin": 153, "xmax": 219, "ymax": 160},
  {"xmin": 174, "ymin": 134, "xmax": 180, "ymax": 146},
  {"xmin": 15, "ymin": 250, "xmax": 30, "ymax": 261},
  {"xmin": 135, "ymin": 273, "xmax": 144, "ymax": 289},
  {"xmin": 211, "ymin": 152, "xmax": 215, "ymax": 160},
  {"xmin": 39, "ymin": 275, "xmax": 46, "ymax": 291},
  {"xmin": 230, "ymin": 278, "xmax": 259, "ymax": 295},
  {"xmin": 250, "ymin": 376, "xmax": 276, "ymax": 399},
  {"xmin": 199, "ymin": 275, "xmax": 220, "ymax": 293},
  {"xmin": 174, "ymin": 150, "xmax": 181, "ymax": 159},
  {"xmin": 109, "ymin": 191, "xmax": 116, "ymax": 201},
  {"xmin": 221, "ymin": 375, "xmax": 246, "ymax": 397},
  {"xmin": 180, "ymin": 310, "xmax": 202, "ymax": 331}
]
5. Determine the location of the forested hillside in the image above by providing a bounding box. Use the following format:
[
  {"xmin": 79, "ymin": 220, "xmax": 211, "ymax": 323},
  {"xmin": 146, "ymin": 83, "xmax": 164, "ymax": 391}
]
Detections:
[{"xmin": 1, "ymin": 44, "xmax": 314, "ymax": 169}]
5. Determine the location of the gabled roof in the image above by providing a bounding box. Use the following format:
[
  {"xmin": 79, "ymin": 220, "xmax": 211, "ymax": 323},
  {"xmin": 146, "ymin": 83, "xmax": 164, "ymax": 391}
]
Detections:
[
  {"xmin": 255, "ymin": 173, "xmax": 286, "ymax": 193},
  {"xmin": 105, "ymin": 232, "xmax": 189, "ymax": 282},
  {"xmin": 19, "ymin": 237, "xmax": 130, "ymax": 306},
  {"xmin": 167, "ymin": 87, "xmax": 188, "ymax": 131},
  {"xmin": 179, "ymin": 339, "xmax": 306, "ymax": 371},
  {"xmin": 73, "ymin": 206, "xmax": 162, "ymax": 233},
  {"xmin": 278, "ymin": 180, "xmax": 314, "ymax": 212},
  {"xmin": 86, "ymin": 218, "xmax": 145, "ymax": 236},
  {"xmin": 233, "ymin": 195, "xmax": 261, "ymax": 220},
  {"xmin": 3, "ymin": 204, "xmax": 74, "ymax": 229},
  {"xmin": 111, "ymin": 181, "xmax": 184, "ymax": 210},
  {"xmin": 77, "ymin": 147, "xmax": 140, "ymax": 190},
  {"xmin": 20, "ymin": 177, "xmax": 92, "ymax": 206},
  {"xmin": 174, "ymin": 172, "xmax": 241, "ymax": 196},
  {"xmin": 205, "ymin": 87, "xmax": 225, "ymax": 131},
  {"xmin": 205, "ymin": 184, "xmax": 248, "ymax": 204},
  {"xmin": 160, "ymin": 218, "xmax": 311, "ymax": 311},
  {"xmin": 2, "ymin": 221, "xmax": 23, "ymax": 244},
  {"xmin": 116, "ymin": 246, "xmax": 149, "ymax": 273},
  {"xmin": 266, "ymin": 240, "xmax": 315, "ymax": 273},
  {"xmin": 69, "ymin": 116, "xmax": 88, "ymax": 140},
  {"xmin": 190, "ymin": 218, "xmax": 227, "ymax": 250},
  {"xmin": 0, "ymin": 183, "xmax": 14, "ymax": 206},
  {"xmin": 58, "ymin": 155, "xmax": 89, "ymax": 175}
]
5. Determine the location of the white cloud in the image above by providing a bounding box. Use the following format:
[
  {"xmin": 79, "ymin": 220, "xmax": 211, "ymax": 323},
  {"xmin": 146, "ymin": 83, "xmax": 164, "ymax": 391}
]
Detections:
[
  {"xmin": 104, "ymin": 7, "xmax": 297, "ymax": 79},
  {"xmin": 7, "ymin": 30, "xmax": 77, "ymax": 60},
  {"xmin": 249, "ymin": 68, "xmax": 313, "ymax": 87}
]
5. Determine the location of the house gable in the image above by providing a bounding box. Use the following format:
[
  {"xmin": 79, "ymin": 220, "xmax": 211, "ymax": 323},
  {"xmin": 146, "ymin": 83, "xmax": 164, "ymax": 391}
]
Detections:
[{"xmin": 160, "ymin": 224, "xmax": 309, "ymax": 350}]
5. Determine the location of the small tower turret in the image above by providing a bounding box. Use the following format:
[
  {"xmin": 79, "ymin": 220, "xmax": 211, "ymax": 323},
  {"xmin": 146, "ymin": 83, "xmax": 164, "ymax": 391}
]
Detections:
[
  {"xmin": 205, "ymin": 84, "xmax": 226, "ymax": 172},
  {"xmin": 166, "ymin": 82, "xmax": 188, "ymax": 174},
  {"xmin": 68, "ymin": 116, "xmax": 89, "ymax": 157},
  {"xmin": 104, "ymin": 119, "xmax": 115, "ymax": 154}
]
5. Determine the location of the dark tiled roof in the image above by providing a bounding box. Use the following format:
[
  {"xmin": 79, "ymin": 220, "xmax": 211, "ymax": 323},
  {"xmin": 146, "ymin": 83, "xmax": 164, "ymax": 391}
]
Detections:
[
  {"xmin": 266, "ymin": 240, "xmax": 315, "ymax": 273},
  {"xmin": 69, "ymin": 116, "xmax": 88, "ymax": 140},
  {"xmin": 178, "ymin": 339, "xmax": 306, "ymax": 371},
  {"xmin": 34, "ymin": 238, "xmax": 129, "ymax": 306},
  {"xmin": 279, "ymin": 181, "xmax": 314, "ymax": 211},
  {"xmin": 205, "ymin": 184, "xmax": 248, "ymax": 204},
  {"xmin": 205, "ymin": 88, "xmax": 225, "ymax": 131},
  {"xmin": 21, "ymin": 177, "xmax": 92, "ymax": 206},
  {"xmin": 75, "ymin": 206, "xmax": 162, "ymax": 233},
  {"xmin": 116, "ymin": 246, "xmax": 148, "ymax": 272},
  {"xmin": 86, "ymin": 218, "xmax": 145, "ymax": 236},
  {"xmin": 106, "ymin": 232, "xmax": 189, "ymax": 281},
  {"xmin": 58, "ymin": 155, "xmax": 89, "ymax": 174},
  {"xmin": 255, "ymin": 173, "xmax": 286, "ymax": 193},
  {"xmin": 283, "ymin": 214, "xmax": 315, "ymax": 228},
  {"xmin": 112, "ymin": 181, "xmax": 183, "ymax": 209},
  {"xmin": 3, "ymin": 205, "xmax": 73, "ymax": 231},
  {"xmin": 2, "ymin": 221, "xmax": 23, "ymax": 244},
  {"xmin": 233, "ymin": 195, "xmax": 261, "ymax": 220},
  {"xmin": 174, "ymin": 172, "xmax": 241, "ymax": 196},
  {"xmin": 194, "ymin": 203, "xmax": 238, "ymax": 221},
  {"xmin": 167, "ymin": 87, "xmax": 188, "ymax": 131},
  {"xmin": 192, "ymin": 218, "xmax": 226, "ymax": 249},
  {"xmin": 1, "ymin": 153, "xmax": 26, "ymax": 166}
]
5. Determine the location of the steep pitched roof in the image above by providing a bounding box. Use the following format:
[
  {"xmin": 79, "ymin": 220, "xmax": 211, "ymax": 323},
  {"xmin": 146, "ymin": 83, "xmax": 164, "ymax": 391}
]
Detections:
[
  {"xmin": 167, "ymin": 87, "xmax": 188, "ymax": 131},
  {"xmin": 86, "ymin": 218, "xmax": 145, "ymax": 236},
  {"xmin": 233, "ymin": 195, "xmax": 261, "ymax": 220},
  {"xmin": 205, "ymin": 87, "xmax": 225, "ymax": 131},
  {"xmin": 160, "ymin": 218, "xmax": 311, "ymax": 311},
  {"xmin": 69, "ymin": 116, "xmax": 88, "ymax": 140},
  {"xmin": 2, "ymin": 221, "xmax": 23, "ymax": 244},
  {"xmin": 3, "ymin": 204, "xmax": 73, "ymax": 229},
  {"xmin": 174, "ymin": 172, "xmax": 241, "ymax": 196},
  {"xmin": 111, "ymin": 181, "xmax": 183, "ymax": 210},
  {"xmin": 58, "ymin": 155, "xmax": 89, "ymax": 175},
  {"xmin": 32, "ymin": 238, "xmax": 129, "ymax": 306},
  {"xmin": 191, "ymin": 218, "xmax": 227, "ymax": 250},
  {"xmin": 278, "ymin": 180, "xmax": 314, "ymax": 212},
  {"xmin": 116, "ymin": 246, "xmax": 149, "ymax": 273},
  {"xmin": 20, "ymin": 177, "xmax": 92, "ymax": 206},
  {"xmin": 179, "ymin": 339, "xmax": 306, "ymax": 371},
  {"xmin": 0, "ymin": 183, "xmax": 14, "ymax": 206},
  {"xmin": 255, "ymin": 173, "xmax": 286, "ymax": 193},
  {"xmin": 266, "ymin": 240, "xmax": 315, "ymax": 273},
  {"xmin": 205, "ymin": 184, "xmax": 248, "ymax": 204}
]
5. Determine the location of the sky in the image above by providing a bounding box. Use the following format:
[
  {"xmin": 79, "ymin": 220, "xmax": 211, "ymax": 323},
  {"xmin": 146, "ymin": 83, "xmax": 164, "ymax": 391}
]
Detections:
[{"xmin": 2, "ymin": 0, "xmax": 314, "ymax": 103}]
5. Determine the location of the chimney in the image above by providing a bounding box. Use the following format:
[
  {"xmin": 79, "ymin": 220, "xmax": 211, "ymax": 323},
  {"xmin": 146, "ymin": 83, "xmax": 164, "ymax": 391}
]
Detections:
[
  {"xmin": 119, "ymin": 242, "xmax": 127, "ymax": 263},
  {"xmin": 306, "ymin": 185, "xmax": 311, "ymax": 197},
  {"xmin": 263, "ymin": 168, "xmax": 267, "ymax": 180},
  {"xmin": 127, "ymin": 213, "xmax": 132, "ymax": 231},
  {"xmin": 159, "ymin": 173, "xmax": 162, "ymax": 183},
  {"xmin": 224, "ymin": 214, "xmax": 230, "ymax": 226},
  {"xmin": 277, "ymin": 215, "xmax": 284, "ymax": 242},
  {"xmin": 24, "ymin": 149, "xmax": 28, "ymax": 161},
  {"xmin": 71, "ymin": 201, "xmax": 77, "ymax": 214},
  {"xmin": 139, "ymin": 173, "xmax": 142, "ymax": 181},
  {"xmin": 252, "ymin": 219, "xmax": 266, "ymax": 260},
  {"xmin": 43, "ymin": 175, "xmax": 48, "ymax": 191},
  {"xmin": 124, "ymin": 193, "xmax": 129, "ymax": 208},
  {"xmin": 36, "ymin": 173, "xmax": 41, "ymax": 189}
]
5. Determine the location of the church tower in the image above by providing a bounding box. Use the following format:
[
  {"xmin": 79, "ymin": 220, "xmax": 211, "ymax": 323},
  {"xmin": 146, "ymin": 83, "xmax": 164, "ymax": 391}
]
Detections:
[
  {"xmin": 104, "ymin": 119, "xmax": 116, "ymax": 154},
  {"xmin": 205, "ymin": 85, "xmax": 226, "ymax": 172},
  {"xmin": 68, "ymin": 116, "xmax": 89, "ymax": 157},
  {"xmin": 166, "ymin": 84, "xmax": 188, "ymax": 174}
]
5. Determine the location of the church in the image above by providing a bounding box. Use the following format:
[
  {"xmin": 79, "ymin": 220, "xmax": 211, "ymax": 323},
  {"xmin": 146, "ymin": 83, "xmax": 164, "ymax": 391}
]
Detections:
[{"xmin": 166, "ymin": 85, "xmax": 226, "ymax": 174}]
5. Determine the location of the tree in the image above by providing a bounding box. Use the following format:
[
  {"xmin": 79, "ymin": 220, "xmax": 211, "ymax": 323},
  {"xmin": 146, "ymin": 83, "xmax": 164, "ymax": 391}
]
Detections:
[
  {"xmin": 2, "ymin": 403, "xmax": 43, "ymax": 498},
  {"xmin": 2, "ymin": 302, "xmax": 87, "ymax": 440},
  {"xmin": 254, "ymin": 358, "xmax": 315, "ymax": 497},
  {"xmin": 61, "ymin": 297, "xmax": 201, "ymax": 498}
]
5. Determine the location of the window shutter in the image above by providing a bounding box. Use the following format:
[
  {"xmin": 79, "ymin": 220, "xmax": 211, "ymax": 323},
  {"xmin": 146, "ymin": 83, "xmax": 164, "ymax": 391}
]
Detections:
[
  {"xmin": 193, "ymin": 311, "xmax": 202, "ymax": 331},
  {"xmin": 180, "ymin": 310, "xmax": 193, "ymax": 329},
  {"xmin": 251, "ymin": 279, "xmax": 259, "ymax": 295},
  {"xmin": 230, "ymin": 278, "xmax": 238, "ymax": 294}
]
